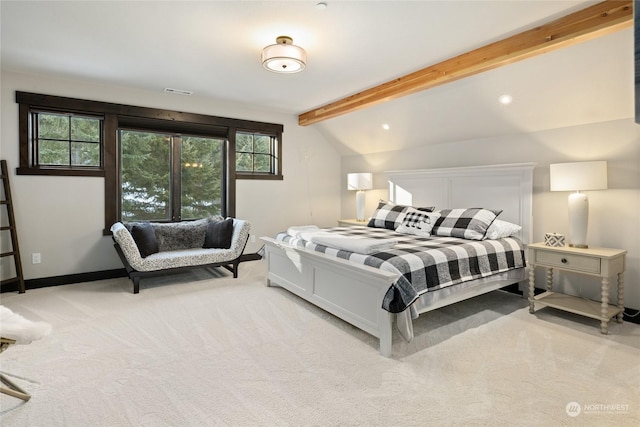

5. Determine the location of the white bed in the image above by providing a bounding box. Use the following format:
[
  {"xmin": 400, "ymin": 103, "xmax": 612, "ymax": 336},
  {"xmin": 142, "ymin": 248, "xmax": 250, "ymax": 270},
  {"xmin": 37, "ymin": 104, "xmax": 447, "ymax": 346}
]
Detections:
[{"xmin": 261, "ymin": 163, "xmax": 535, "ymax": 357}]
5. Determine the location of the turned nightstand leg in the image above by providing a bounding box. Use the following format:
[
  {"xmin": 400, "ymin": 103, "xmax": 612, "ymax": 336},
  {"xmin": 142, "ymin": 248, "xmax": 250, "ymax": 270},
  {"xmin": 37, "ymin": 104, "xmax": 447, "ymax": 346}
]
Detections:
[
  {"xmin": 600, "ymin": 277, "xmax": 610, "ymax": 334},
  {"xmin": 616, "ymin": 272, "xmax": 625, "ymax": 323},
  {"xmin": 545, "ymin": 267, "xmax": 553, "ymax": 291},
  {"xmin": 528, "ymin": 265, "xmax": 535, "ymax": 314}
]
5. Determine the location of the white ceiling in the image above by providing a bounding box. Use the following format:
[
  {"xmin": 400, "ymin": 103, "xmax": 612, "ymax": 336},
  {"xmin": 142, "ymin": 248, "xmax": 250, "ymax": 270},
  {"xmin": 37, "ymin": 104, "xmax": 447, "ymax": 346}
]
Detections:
[{"xmin": 1, "ymin": 1, "xmax": 633, "ymax": 155}]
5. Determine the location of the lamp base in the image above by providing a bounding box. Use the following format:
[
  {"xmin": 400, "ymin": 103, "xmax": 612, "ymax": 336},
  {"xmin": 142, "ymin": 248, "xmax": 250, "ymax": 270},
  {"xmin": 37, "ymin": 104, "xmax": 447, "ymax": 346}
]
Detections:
[
  {"xmin": 355, "ymin": 190, "xmax": 366, "ymax": 222},
  {"xmin": 568, "ymin": 191, "xmax": 589, "ymax": 248}
]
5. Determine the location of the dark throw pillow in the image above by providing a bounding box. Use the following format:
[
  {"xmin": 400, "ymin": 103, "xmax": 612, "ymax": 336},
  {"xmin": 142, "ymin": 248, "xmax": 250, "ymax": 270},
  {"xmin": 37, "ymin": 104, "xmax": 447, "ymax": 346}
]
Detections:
[
  {"xmin": 203, "ymin": 218, "xmax": 234, "ymax": 249},
  {"xmin": 130, "ymin": 222, "xmax": 159, "ymax": 258}
]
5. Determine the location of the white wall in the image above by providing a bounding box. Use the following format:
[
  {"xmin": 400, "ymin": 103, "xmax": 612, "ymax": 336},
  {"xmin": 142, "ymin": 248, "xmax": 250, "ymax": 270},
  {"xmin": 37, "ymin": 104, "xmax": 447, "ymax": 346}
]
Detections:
[
  {"xmin": 341, "ymin": 119, "xmax": 640, "ymax": 310},
  {"xmin": 3, "ymin": 69, "xmax": 639, "ymax": 313},
  {"xmin": 0, "ymin": 71, "xmax": 341, "ymax": 280}
]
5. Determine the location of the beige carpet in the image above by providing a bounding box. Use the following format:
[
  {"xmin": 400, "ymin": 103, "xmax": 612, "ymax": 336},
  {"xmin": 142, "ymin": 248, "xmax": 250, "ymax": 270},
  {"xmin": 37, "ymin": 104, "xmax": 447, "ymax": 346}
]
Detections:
[{"xmin": 1, "ymin": 260, "xmax": 638, "ymax": 426}]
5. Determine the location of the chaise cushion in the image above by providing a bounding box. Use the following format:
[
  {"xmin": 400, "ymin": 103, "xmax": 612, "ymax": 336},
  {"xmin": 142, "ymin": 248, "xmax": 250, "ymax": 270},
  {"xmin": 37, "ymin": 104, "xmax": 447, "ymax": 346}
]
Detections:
[
  {"xmin": 130, "ymin": 222, "xmax": 159, "ymax": 258},
  {"xmin": 153, "ymin": 218, "xmax": 210, "ymax": 251},
  {"xmin": 203, "ymin": 218, "xmax": 234, "ymax": 249}
]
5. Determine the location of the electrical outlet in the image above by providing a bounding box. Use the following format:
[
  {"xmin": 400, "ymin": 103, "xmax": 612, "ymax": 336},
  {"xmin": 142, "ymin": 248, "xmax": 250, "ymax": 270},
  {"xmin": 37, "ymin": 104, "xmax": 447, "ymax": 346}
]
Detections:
[
  {"xmin": 32, "ymin": 253, "xmax": 41, "ymax": 264},
  {"xmin": 250, "ymin": 235, "xmax": 256, "ymax": 243}
]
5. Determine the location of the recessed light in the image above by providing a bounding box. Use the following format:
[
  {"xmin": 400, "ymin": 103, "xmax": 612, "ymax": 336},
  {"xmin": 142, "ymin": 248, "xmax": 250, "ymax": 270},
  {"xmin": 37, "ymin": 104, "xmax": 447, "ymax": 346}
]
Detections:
[
  {"xmin": 316, "ymin": 2, "xmax": 328, "ymax": 10},
  {"xmin": 382, "ymin": 123, "xmax": 390, "ymax": 130},
  {"xmin": 499, "ymin": 94, "xmax": 512, "ymax": 105}
]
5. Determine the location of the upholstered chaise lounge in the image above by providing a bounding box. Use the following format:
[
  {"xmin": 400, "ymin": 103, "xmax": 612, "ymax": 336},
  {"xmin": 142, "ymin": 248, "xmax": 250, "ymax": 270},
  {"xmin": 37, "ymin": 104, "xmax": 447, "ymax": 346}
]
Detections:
[{"xmin": 111, "ymin": 217, "xmax": 251, "ymax": 293}]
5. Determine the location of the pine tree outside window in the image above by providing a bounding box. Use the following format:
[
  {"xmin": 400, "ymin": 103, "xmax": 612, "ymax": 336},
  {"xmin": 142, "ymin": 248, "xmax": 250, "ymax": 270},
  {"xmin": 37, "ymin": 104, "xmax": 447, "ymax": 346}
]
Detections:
[
  {"xmin": 119, "ymin": 130, "xmax": 224, "ymax": 222},
  {"xmin": 236, "ymin": 131, "xmax": 279, "ymax": 176}
]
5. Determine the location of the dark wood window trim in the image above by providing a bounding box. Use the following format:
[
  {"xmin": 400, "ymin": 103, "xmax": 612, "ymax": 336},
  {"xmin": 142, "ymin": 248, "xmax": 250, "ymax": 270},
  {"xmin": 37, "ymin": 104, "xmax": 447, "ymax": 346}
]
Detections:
[
  {"xmin": 14, "ymin": 92, "xmax": 284, "ymax": 234},
  {"xmin": 17, "ymin": 103, "xmax": 106, "ymax": 177}
]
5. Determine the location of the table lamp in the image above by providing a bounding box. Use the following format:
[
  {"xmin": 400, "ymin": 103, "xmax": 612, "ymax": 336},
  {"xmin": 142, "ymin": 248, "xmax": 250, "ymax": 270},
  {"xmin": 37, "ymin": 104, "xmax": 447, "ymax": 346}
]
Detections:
[
  {"xmin": 347, "ymin": 173, "xmax": 373, "ymax": 222},
  {"xmin": 550, "ymin": 161, "xmax": 607, "ymax": 248}
]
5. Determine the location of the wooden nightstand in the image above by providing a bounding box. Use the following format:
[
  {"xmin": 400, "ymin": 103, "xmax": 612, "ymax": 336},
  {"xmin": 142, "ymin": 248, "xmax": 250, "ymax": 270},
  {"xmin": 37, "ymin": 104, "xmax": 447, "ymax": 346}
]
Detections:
[
  {"xmin": 528, "ymin": 243, "xmax": 626, "ymax": 334},
  {"xmin": 337, "ymin": 219, "xmax": 369, "ymax": 227}
]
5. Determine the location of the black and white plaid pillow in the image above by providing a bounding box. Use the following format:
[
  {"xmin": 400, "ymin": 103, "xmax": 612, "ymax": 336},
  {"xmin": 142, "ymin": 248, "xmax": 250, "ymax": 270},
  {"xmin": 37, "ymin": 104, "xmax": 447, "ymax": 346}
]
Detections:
[
  {"xmin": 367, "ymin": 200, "xmax": 435, "ymax": 230},
  {"xmin": 395, "ymin": 208, "xmax": 442, "ymax": 237},
  {"xmin": 431, "ymin": 208, "xmax": 502, "ymax": 240}
]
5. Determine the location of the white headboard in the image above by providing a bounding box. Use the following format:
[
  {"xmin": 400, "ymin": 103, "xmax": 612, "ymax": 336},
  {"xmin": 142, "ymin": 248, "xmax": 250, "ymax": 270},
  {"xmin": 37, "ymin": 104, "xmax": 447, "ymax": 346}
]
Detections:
[{"xmin": 385, "ymin": 163, "xmax": 535, "ymax": 244}]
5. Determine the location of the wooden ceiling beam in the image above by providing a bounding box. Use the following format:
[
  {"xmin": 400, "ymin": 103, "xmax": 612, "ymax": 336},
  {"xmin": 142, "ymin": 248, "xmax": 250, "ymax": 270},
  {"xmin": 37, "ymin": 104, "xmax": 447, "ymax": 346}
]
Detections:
[{"xmin": 298, "ymin": 0, "xmax": 633, "ymax": 126}]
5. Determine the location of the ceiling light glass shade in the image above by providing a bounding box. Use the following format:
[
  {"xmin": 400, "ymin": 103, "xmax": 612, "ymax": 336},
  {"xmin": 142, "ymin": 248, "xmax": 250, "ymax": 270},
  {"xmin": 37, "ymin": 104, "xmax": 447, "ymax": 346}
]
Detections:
[{"xmin": 262, "ymin": 36, "xmax": 306, "ymax": 73}]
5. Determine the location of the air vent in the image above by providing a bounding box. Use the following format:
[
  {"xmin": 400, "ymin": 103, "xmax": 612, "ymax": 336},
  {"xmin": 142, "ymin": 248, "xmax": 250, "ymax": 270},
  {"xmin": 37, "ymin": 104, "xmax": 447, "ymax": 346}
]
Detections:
[{"xmin": 163, "ymin": 88, "xmax": 193, "ymax": 96}]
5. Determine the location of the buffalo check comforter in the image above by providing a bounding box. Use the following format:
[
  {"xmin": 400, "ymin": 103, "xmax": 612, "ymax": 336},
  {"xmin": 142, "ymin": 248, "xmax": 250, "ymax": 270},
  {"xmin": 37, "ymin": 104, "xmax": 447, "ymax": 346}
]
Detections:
[{"xmin": 275, "ymin": 226, "xmax": 525, "ymax": 313}]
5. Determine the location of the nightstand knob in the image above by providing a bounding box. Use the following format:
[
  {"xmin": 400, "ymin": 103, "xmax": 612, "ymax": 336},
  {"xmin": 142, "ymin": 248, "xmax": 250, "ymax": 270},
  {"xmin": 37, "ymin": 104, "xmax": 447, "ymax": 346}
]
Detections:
[{"xmin": 561, "ymin": 258, "xmax": 568, "ymax": 264}]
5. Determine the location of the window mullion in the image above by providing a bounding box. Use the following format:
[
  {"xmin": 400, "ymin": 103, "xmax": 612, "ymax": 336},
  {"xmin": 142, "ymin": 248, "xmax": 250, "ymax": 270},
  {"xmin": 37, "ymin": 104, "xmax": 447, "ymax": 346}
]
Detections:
[
  {"xmin": 33, "ymin": 113, "xmax": 39, "ymax": 167},
  {"xmin": 67, "ymin": 115, "xmax": 73, "ymax": 167},
  {"xmin": 271, "ymin": 136, "xmax": 276, "ymax": 174},
  {"xmin": 171, "ymin": 136, "xmax": 182, "ymax": 221},
  {"xmin": 225, "ymin": 130, "xmax": 235, "ymax": 218},
  {"xmin": 251, "ymin": 134, "xmax": 256, "ymax": 172}
]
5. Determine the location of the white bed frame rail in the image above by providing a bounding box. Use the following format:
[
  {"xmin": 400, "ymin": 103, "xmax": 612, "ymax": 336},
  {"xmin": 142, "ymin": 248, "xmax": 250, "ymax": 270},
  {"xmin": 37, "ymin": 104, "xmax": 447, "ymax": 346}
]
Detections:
[{"xmin": 263, "ymin": 237, "xmax": 399, "ymax": 356}]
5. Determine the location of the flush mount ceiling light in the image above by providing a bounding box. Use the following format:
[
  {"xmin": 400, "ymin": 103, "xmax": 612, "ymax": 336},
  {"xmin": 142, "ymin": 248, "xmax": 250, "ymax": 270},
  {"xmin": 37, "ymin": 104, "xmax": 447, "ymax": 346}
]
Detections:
[{"xmin": 262, "ymin": 36, "xmax": 306, "ymax": 73}]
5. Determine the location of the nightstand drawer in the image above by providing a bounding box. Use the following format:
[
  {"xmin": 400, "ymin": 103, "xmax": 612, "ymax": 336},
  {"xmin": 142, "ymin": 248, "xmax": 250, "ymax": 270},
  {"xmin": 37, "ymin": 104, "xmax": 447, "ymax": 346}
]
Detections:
[{"xmin": 534, "ymin": 250, "xmax": 601, "ymax": 274}]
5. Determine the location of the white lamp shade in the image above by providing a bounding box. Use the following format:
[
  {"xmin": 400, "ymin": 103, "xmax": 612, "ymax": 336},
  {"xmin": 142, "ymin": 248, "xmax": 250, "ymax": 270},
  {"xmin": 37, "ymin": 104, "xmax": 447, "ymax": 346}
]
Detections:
[
  {"xmin": 347, "ymin": 173, "xmax": 373, "ymax": 191},
  {"xmin": 550, "ymin": 161, "xmax": 607, "ymax": 191}
]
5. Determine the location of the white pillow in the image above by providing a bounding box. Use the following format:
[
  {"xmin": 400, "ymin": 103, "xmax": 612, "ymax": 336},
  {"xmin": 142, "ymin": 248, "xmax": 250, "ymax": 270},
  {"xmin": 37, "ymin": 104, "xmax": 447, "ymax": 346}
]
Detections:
[
  {"xmin": 484, "ymin": 219, "xmax": 522, "ymax": 240},
  {"xmin": 395, "ymin": 208, "xmax": 441, "ymax": 237}
]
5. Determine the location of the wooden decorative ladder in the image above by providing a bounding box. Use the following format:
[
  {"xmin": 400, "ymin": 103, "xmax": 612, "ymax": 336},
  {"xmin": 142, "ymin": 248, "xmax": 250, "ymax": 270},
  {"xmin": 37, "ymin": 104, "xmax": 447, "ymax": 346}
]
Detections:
[{"xmin": 0, "ymin": 160, "xmax": 25, "ymax": 293}]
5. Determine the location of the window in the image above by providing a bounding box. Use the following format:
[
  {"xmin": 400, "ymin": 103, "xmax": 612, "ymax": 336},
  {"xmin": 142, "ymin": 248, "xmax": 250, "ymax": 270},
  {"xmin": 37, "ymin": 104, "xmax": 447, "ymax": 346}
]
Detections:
[
  {"xmin": 17, "ymin": 108, "xmax": 104, "ymax": 176},
  {"xmin": 119, "ymin": 130, "xmax": 224, "ymax": 222},
  {"xmin": 15, "ymin": 91, "xmax": 284, "ymax": 233},
  {"xmin": 34, "ymin": 111, "xmax": 102, "ymax": 168},
  {"xmin": 236, "ymin": 131, "xmax": 279, "ymax": 175}
]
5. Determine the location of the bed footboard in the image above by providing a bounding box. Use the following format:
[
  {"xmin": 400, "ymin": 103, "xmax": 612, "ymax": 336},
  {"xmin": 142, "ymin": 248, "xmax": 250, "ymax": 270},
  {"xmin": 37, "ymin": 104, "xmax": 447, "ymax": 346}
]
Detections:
[{"xmin": 262, "ymin": 237, "xmax": 399, "ymax": 357}]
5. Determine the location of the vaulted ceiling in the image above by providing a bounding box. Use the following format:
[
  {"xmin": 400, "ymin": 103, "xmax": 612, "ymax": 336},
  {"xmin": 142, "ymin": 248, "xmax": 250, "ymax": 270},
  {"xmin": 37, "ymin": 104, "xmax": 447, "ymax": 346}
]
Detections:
[{"xmin": 1, "ymin": 1, "xmax": 634, "ymax": 155}]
